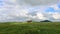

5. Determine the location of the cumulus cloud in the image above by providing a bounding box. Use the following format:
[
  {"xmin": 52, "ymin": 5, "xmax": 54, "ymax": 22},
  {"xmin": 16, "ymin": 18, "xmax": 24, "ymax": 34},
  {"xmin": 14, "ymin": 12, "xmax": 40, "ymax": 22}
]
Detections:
[
  {"xmin": 52, "ymin": 12, "xmax": 60, "ymax": 19},
  {"xmin": 0, "ymin": 0, "xmax": 60, "ymax": 22}
]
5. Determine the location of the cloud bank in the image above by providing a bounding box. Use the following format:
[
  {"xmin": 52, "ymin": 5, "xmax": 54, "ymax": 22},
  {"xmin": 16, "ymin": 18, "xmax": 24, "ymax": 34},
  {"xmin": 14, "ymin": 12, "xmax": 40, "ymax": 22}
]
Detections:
[
  {"xmin": 17, "ymin": 0, "xmax": 57, "ymax": 6},
  {"xmin": 0, "ymin": 0, "xmax": 60, "ymax": 22}
]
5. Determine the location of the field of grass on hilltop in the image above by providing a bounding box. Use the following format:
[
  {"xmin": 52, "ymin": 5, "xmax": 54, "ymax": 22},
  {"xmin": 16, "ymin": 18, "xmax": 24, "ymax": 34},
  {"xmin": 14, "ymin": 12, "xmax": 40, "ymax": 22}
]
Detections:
[{"xmin": 0, "ymin": 22, "xmax": 60, "ymax": 34}]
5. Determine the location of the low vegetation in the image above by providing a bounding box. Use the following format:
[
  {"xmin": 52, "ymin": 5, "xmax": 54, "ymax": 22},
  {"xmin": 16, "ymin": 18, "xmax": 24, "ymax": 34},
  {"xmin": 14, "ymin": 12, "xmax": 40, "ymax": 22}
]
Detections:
[{"xmin": 0, "ymin": 22, "xmax": 60, "ymax": 34}]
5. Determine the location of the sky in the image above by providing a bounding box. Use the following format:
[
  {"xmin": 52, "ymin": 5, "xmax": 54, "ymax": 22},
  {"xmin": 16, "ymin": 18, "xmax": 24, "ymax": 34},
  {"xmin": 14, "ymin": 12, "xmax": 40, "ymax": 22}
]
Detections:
[{"xmin": 0, "ymin": 0, "xmax": 60, "ymax": 22}]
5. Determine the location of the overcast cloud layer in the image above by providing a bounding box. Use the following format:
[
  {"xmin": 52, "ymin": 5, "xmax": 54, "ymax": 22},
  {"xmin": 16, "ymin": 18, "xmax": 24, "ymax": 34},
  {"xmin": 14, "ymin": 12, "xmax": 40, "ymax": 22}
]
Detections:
[{"xmin": 0, "ymin": 0, "xmax": 60, "ymax": 22}]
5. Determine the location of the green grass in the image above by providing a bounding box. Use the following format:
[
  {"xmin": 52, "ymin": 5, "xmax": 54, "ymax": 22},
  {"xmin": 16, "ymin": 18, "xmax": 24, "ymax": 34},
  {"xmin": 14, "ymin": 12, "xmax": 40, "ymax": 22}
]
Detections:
[{"xmin": 0, "ymin": 22, "xmax": 60, "ymax": 34}]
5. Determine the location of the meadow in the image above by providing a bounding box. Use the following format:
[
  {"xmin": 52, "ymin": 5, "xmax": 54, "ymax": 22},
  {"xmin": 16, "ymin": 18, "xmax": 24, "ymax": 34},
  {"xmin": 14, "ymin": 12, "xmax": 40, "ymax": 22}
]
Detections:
[{"xmin": 0, "ymin": 22, "xmax": 60, "ymax": 34}]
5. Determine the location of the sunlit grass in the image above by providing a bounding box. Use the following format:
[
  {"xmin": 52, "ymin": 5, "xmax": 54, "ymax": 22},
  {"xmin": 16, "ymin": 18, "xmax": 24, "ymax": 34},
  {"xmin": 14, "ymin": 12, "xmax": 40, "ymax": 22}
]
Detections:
[{"xmin": 0, "ymin": 22, "xmax": 60, "ymax": 34}]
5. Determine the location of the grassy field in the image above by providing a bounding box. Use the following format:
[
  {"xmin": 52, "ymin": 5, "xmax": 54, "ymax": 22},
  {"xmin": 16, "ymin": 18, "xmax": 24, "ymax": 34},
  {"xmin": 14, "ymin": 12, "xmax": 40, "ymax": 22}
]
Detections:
[{"xmin": 0, "ymin": 22, "xmax": 60, "ymax": 34}]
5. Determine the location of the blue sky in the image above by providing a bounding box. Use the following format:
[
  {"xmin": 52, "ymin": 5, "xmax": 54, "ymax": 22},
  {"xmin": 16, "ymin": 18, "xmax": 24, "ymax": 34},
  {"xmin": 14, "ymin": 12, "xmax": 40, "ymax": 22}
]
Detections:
[
  {"xmin": 0, "ymin": 0, "xmax": 3, "ymax": 6},
  {"xmin": 0, "ymin": 0, "xmax": 60, "ymax": 22}
]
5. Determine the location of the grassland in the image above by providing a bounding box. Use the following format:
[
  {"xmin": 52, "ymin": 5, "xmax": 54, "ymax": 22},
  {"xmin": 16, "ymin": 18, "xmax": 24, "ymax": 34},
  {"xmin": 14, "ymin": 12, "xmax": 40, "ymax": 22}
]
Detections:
[{"xmin": 0, "ymin": 22, "xmax": 60, "ymax": 34}]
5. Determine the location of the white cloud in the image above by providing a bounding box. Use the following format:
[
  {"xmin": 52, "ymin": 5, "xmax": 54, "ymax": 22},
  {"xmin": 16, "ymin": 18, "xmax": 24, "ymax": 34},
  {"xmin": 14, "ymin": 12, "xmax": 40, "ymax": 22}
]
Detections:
[
  {"xmin": 0, "ymin": 0, "xmax": 60, "ymax": 22},
  {"xmin": 50, "ymin": 4, "xmax": 59, "ymax": 10},
  {"xmin": 52, "ymin": 12, "xmax": 60, "ymax": 19},
  {"xmin": 36, "ymin": 13, "xmax": 46, "ymax": 20}
]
